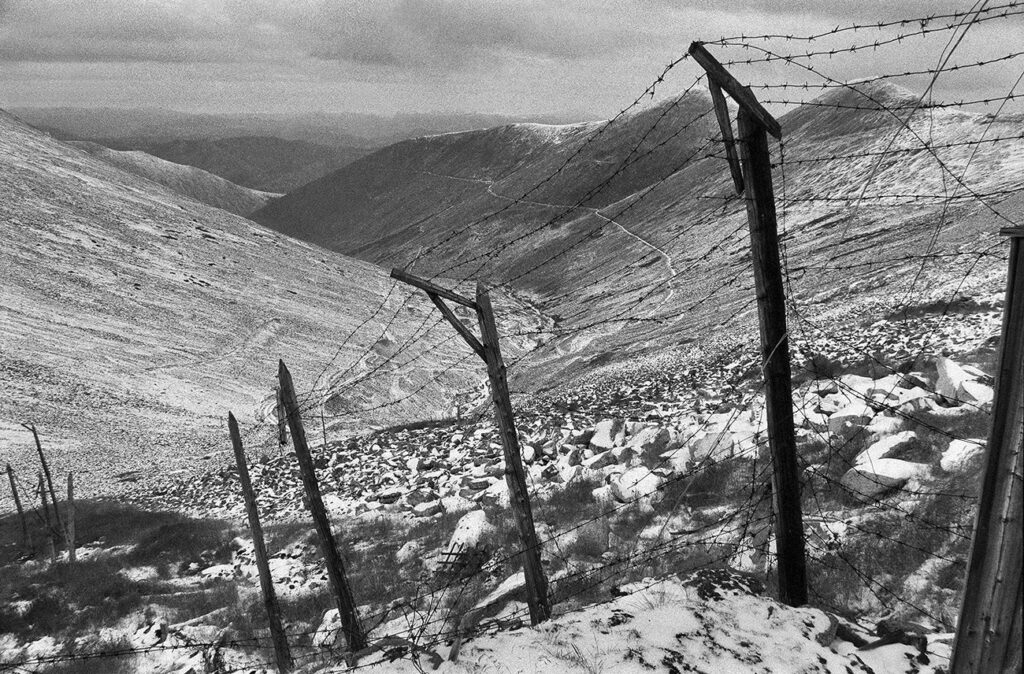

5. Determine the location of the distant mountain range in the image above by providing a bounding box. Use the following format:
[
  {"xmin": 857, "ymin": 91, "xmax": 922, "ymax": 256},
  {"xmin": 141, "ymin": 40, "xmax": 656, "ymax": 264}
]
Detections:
[{"xmin": 11, "ymin": 107, "xmax": 586, "ymax": 193}]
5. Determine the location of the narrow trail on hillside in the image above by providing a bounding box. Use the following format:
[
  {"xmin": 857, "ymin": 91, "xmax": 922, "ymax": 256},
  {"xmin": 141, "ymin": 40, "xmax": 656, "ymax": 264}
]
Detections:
[{"xmin": 410, "ymin": 169, "xmax": 678, "ymax": 315}]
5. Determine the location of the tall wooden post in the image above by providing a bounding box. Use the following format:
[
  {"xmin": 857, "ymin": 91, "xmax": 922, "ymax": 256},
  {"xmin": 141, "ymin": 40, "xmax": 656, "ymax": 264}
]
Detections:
[
  {"xmin": 24, "ymin": 424, "xmax": 62, "ymax": 533},
  {"xmin": 951, "ymin": 227, "xmax": 1023, "ymax": 673},
  {"xmin": 278, "ymin": 360, "xmax": 366, "ymax": 653},
  {"xmin": 229, "ymin": 412, "xmax": 293, "ymax": 673},
  {"xmin": 65, "ymin": 473, "xmax": 75, "ymax": 565},
  {"xmin": 689, "ymin": 42, "xmax": 807, "ymax": 606},
  {"xmin": 390, "ymin": 269, "xmax": 551, "ymax": 624},
  {"xmin": 475, "ymin": 283, "xmax": 551, "ymax": 624},
  {"xmin": 6, "ymin": 464, "xmax": 31, "ymax": 552}
]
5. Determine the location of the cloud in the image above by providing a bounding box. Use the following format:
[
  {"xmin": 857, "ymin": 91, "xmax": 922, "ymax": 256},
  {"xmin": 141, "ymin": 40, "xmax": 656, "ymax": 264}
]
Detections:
[
  {"xmin": 0, "ymin": 0, "xmax": 251, "ymax": 63},
  {"xmin": 0, "ymin": 0, "xmax": 657, "ymax": 67}
]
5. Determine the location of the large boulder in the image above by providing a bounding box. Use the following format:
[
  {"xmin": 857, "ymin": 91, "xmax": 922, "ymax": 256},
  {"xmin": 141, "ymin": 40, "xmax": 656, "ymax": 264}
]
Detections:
[
  {"xmin": 828, "ymin": 402, "xmax": 875, "ymax": 435},
  {"xmin": 590, "ymin": 419, "xmax": 626, "ymax": 450},
  {"xmin": 660, "ymin": 446, "xmax": 692, "ymax": 474},
  {"xmin": 935, "ymin": 356, "xmax": 971, "ymax": 399},
  {"xmin": 627, "ymin": 426, "xmax": 671, "ymax": 464},
  {"xmin": 689, "ymin": 429, "xmax": 734, "ymax": 464},
  {"xmin": 865, "ymin": 414, "xmax": 905, "ymax": 441},
  {"xmin": 582, "ymin": 449, "xmax": 618, "ymax": 470},
  {"xmin": 936, "ymin": 357, "xmax": 993, "ymax": 404},
  {"xmin": 610, "ymin": 467, "xmax": 665, "ymax": 503},
  {"xmin": 841, "ymin": 459, "xmax": 930, "ymax": 498},
  {"xmin": 940, "ymin": 439, "xmax": 985, "ymax": 473},
  {"xmin": 448, "ymin": 510, "xmax": 496, "ymax": 553},
  {"xmin": 854, "ymin": 431, "xmax": 918, "ymax": 466},
  {"xmin": 312, "ymin": 609, "xmax": 341, "ymax": 649},
  {"xmin": 959, "ymin": 380, "xmax": 994, "ymax": 405}
]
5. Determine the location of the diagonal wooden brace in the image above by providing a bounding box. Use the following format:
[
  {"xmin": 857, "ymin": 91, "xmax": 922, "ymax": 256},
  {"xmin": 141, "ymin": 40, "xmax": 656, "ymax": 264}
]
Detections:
[{"xmin": 688, "ymin": 41, "xmax": 782, "ymax": 139}]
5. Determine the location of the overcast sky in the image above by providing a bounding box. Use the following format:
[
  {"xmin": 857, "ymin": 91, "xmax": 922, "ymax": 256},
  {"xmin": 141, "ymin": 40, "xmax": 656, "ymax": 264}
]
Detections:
[{"xmin": 1, "ymin": 0, "xmax": 1021, "ymax": 118}]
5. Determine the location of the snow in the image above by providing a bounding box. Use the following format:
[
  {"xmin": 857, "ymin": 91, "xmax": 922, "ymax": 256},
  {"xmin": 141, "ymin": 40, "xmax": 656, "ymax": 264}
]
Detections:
[{"xmin": 350, "ymin": 574, "xmax": 949, "ymax": 673}]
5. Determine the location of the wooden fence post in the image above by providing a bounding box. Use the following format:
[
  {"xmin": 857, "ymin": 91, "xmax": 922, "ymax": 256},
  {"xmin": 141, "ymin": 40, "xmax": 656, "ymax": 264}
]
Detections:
[
  {"xmin": 276, "ymin": 387, "xmax": 289, "ymax": 447},
  {"xmin": 24, "ymin": 424, "xmax": 63, "ymax": 533},
  {"xmin": 65, "ymin": 473, "xmax": 75, "ymax": 565},
  {"xmin": 6, "ymin": 464, "xmax": 31, "ymax": 552},
  {"xmin": 278, "ymin": 360, "xmax": 367, "ymax": 654},
  {"xmin": 475, "ymin": 283, "xmax": 551, "ymax": 624},
  {"xmin": 390, "ymin": 269, "xmax": 551, "ymax": 624},
  {"xmin": 689, "ymin": 41, "xmax": 807, "ymax": 607},
  {"xmin": 229, "ymin": 412, "xmax": 293, "ymax": 673},
  {"xmin": 38, "ymin": 472, "xmax": 56, "ymax": 564},
  {"xmin": 950, "ymin": 227, "xmax": 1023, "ymax": 673}
]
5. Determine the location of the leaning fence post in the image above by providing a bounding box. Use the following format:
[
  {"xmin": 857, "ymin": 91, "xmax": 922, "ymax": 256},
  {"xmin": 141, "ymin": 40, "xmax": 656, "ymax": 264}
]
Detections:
[
  {"xmin": 229, "ymin": 412, "xmax": 293, "ymax": 673},
  {"xmin": 390, "ymin": 269, "xmax": 551, "ymax": 624},
  {"xmin": 24, "ymin": 424, "xmax": 63, "ymax": 533},
  {"xmin": 278, "ymin": 360, "xmax": 367, "ymax": 654}
]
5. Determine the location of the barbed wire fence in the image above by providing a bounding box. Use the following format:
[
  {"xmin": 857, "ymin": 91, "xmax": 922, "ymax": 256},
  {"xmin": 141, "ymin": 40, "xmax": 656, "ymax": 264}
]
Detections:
[{"xmin": 2, "ymin": 4, "xmax": 1023, "ymax": 672}]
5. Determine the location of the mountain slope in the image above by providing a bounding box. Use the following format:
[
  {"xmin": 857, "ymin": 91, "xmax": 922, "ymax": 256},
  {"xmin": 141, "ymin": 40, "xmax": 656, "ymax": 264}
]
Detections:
[
  {"xmin": 69, "ymin": 141, "xmax": 280, "ymax": 216},
  {"xmin": 0, "ymin": 110, "xmax": 540, "ymax": 498},
  {"xmin": 253, "ymin": 82, "xmax": 1023, "ymax": 388},
  {"xmin": 253, "ymin": 93, "xmax": 717, "ymax": 254},
  {"xmin": 136, "ymin": 136, "xmax": 368, "ymax": 192}
]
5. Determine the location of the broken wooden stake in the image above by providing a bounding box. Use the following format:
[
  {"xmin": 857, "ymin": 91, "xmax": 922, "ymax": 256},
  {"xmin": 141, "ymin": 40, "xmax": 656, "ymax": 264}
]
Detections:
[
  {"xmin": 229, "ymin": 412, "xmax": 293, "ymax": 673},
  {"xmin": 6, "ymin": 464, "xmax": 31, "ymax": 552}
]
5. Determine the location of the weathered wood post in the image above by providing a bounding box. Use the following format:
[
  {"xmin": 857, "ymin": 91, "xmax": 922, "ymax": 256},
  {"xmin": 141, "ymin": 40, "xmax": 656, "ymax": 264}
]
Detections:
[
  {"xmin": 38, "ymin": 472, "xmax": 56, "ymax": 564},
  {"xmin": 689, "ymin": 41, "xmax": 807, "ymax": 607},
  {"xmin": 951, "ymin": 226, "xmax": 1023, "ymax": 673},
  {"xmin": 276, "ymin": 386, "xmax": 289, "ymax": 447},
  {"xmin": 229, "ymin": 412, "xmax": 293, "ymax": 673},
  {"xmin": 24, "ymin": 424, "xmax": 62, "ymax": 533},
  {"xmin": 6, "ymin": 464, "xmax": 31, "ymax": 552},
  {"xmin": 278, "ymin": 360, "xmax": 366, "ymax": 653},
  {"xmin": 65, "ymin": 473, "xmax": 75, "ymax": 565},
  {"xmin": 390, "ymin": 269, "xmax": 551, "ymax": 624},
  {"xmin": 475, "ymin": 282, "xmax": 551, "ymax": 624}
]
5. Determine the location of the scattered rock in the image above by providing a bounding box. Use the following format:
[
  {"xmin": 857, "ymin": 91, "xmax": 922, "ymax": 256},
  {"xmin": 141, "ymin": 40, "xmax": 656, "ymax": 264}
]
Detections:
[
  {"xmin": 940, "ymin": 439, "xmax": 985, "ymax": 473},
  {"xmin": 590, "ymin": 419, "xmax": 625, "ymax": 450},
  {"xmin": 412, "ymin": 500, "xmax": 444, "ymax": 517},
  {"xmin": 610, "ymin": 467, "xmax": 664, "ymax": 503},
  {"xmin": 854, "ymin": 431, "xmax": 918, "ymax": 466},
  {"xmin": 841, "ymin": 459, "xmax": 931, "ymax": 498},
  {"xmin": 828, "ymin": 402, "xmax": 875, "ymax": 435}
]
